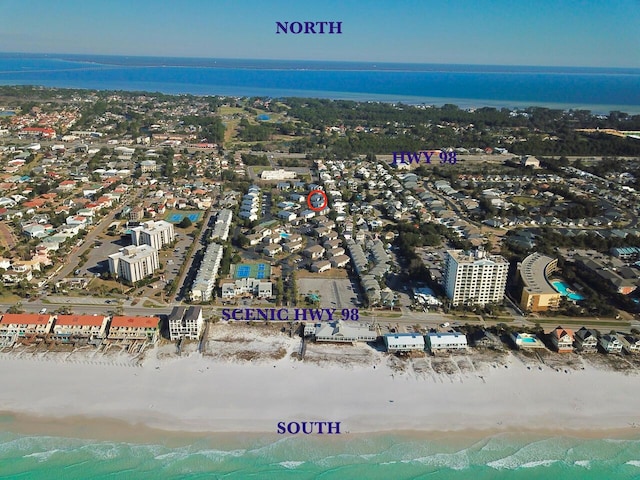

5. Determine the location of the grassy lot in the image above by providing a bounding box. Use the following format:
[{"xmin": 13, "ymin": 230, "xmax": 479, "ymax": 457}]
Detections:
[
  {"xmin": 295, "ymin": 269, "xmax": 349, "ymax": 279},
  {"xmin": 218, "ymin": 106, "xmax": 245, "ymax": 116},
  {"xmin": 532, "ymin": 318, "xmax": 630, "ymax": 328},
  {"xmin": 86, "ymin": 278, "xmax": 124, "ymax": 296},
  {"xmin": 359, "ymin": 311, "xmax": 403, "ymax": 318},
  {"xmin": 249, "ymin": 166, "xmax": 269, "ymax": 176},
  {"xmin": 0, "ymin": 293, "xmax": 23, "ymax": 304},
  {"xmin": 509, "ymin": 196, "xmax": 545, "ymax": 207},
  {"xmin": 143, "ymin": 300, "xmax": 162, "ymax": 308}
]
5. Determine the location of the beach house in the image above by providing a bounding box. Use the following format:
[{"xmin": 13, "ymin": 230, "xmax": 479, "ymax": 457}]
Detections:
[
  {"xmin": 619, "ymin": 333, "xmax": 640, "ymax": 354},
  {"xmin": 107, "ymin": 316, "xmax": 159, "ymax": 343},
  {"xmin": 574, "ymin": 327, "xmax": 599, "ymax": 353},
  {"xmin": 549, "ymin": 326, "xmax": 574, "ymax": 353},
  {"xmin": 599, "ymin": 333, "xmax": 623, "ymax": 354},
  {"xmin": 52, "ymin": 314, "xmax": 108, "ymax": 343},
  {"xmin": 426, "ymin": 331, "xmax": 468, "ymax": 354},
  {"xmin": 384, "ymin": 333, "xmax": 425, "ymax": 353},
  {"xmin": 470, "ymin": 329, "xmax": 502, "ymax": 349}
]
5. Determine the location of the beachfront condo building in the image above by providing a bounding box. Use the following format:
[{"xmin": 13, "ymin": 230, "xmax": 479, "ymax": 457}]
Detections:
[
  {"xmin": 108, "ymin": 245, "xmax": 160, "ymax": 284},
  {"xmin": 168, "ymin": 306, "xmax": 204, "ymax": 341},
  {"xmin": 130, "ymin": 220, "xmax": 175, "ymax": 251},
  {"xmin": 444, "ymin": 248, "xmax": 508, "ymax": 306},
  {"xmin": 518, "ymin": 253, "xmax": 561, "ymax": 312}
]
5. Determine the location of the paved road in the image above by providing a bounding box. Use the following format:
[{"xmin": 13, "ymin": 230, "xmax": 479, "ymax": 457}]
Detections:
[
  {"xmin": 49, "ymin": 208, "xmax": 119, "ymax": 284},
  {"xmin": 173, "ymin": 208, "xmax": 215, "ymax": 302},
  {"xmin": 6, "ymin": 296, "xmax": 636, "ymax": 334}
]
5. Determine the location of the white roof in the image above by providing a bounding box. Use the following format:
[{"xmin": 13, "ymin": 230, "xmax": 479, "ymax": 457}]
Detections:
[
  {"xmin": 427, "ymin": 332, "xmax": 468, "ymax": 346},
  {"xmin": 384, "ymin": 333, "xmax": 425, "ymax": 347}
]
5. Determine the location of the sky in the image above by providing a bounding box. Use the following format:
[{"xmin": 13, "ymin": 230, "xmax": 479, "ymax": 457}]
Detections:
[{"xmin": 1, "ymin": 0, "xmax": 639, "ymax": 67}]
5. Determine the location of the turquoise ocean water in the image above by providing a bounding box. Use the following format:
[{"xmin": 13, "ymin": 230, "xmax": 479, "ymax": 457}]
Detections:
[{"xmin": 2, "ymin": 430, "xmax": 640, "ymax": 479}]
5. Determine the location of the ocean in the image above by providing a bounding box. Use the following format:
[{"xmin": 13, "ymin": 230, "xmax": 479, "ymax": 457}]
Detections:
[
  {"xmin": 2, "ymin": 429, "xmax": 640, "ymax": 479},
  {"xmin": 0, "ymin": 53, "xmax": 639, "ymax": 114}
]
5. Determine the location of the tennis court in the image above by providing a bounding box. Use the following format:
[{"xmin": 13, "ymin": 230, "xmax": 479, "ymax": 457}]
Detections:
[
  {"xmin": 166, "ymin": 211, "xmax": 203, "ymax": 223},
  {"xmin": 233, "ymin": 263, "xmax": 271, "ymax": 279}
]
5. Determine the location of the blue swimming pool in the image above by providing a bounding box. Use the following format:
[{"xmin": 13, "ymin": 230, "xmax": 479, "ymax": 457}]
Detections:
[
  {"xmin": 280, "ymin": 232, "xmax": 291, "ymax": 239},
  {"xmin": 552, "ymin": 281, "xmax": 585, "ymax": 301},
  {"xmin": 521, "ymin": 336, "xmax": 537, "ymax": 343}
]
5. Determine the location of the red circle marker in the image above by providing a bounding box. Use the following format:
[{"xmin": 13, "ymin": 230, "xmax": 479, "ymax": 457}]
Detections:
[{"xmin": 307, "ymin": 189, "xmax": 328, "ymax": 212}]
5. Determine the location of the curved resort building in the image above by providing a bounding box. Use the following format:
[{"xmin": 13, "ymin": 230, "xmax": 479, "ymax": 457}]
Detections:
[{"xmin": 518, "ymin": 253, "xmax": 562, "ymax": 312}]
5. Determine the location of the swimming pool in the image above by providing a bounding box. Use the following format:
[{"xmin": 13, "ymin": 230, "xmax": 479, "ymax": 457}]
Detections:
[
  {"xmin": 552, "ymin": 280, "xmax": 585, "ymax": 301},
  {"xmin": 521, "ymin": 337, "xmax": 537, "ymax": 343},
  {"xmin": 280, "ymin": 232, "xmax": 291, "ymax": 239}
]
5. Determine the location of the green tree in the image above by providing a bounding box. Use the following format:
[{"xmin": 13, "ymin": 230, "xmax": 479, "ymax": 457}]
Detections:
[{"xmin": 178, "ymin": 217, "xmax": 192, "ymax": 228}]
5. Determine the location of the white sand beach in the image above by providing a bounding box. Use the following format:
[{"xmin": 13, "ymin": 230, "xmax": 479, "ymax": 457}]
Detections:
[{"xmin": 1, "ymin": 329, "xmax": 640, "ymax": 437}]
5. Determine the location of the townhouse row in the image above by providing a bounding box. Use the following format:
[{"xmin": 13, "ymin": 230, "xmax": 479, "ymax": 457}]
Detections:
[{"xmin": 0, "ymin": 313, "xmax": 160, "ymax": 346}]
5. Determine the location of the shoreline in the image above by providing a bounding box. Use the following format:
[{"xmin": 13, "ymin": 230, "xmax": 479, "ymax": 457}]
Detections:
[
  {"xmin": 1, "ymin": 81, "xmax": 636, "ymax": 115},
  {"xmin": 2, "ymin": 410, "xmax": 640, "ymax": 447}
]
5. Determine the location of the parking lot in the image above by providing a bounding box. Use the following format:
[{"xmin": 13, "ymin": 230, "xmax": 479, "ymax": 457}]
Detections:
[
  {"xmin": 297, "ymin": 277, "xmax": 362, "ymax": 310},
  {"xmin": 78, "ymin": 227, "xmax": 194, "ymax": 291}
]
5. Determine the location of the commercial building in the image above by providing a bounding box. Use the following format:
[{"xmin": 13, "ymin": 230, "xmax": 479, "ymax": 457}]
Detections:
[
  {"xmin": 260, "ymin": 169, "xmax": 297, "ymax": 181},
  {"xmin": 168, "ymin": 306, "xmax": 204, "ymax": 341},
  {"xmin": 131, "ymin": 220, "xmax": 175, "ymax": 250},
  {"xmin": 190, "ymin": 242, "xmax": 224, "ymax": 302},
  {"xmin": 312, "ymin": 321, "xmax": 377, "ymax": 343},
  {"xmin": 443, "ymin": 248, "xmax": 508, "ymax": 306},
  {"xmin": 518, "ymin": 253, "xmax": 561, "ymax": 312},
  {"xmin": 108, "ymin": 245, "xmax": 160, "ymax": 284}
]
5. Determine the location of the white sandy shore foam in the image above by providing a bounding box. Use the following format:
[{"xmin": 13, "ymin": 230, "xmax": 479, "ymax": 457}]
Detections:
[{"xmin": 1, "ymin": 341, "xmax": 640, "ymax": 435}]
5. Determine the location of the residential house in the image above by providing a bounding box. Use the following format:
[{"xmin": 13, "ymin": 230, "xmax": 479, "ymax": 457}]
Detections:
[
  {"xmin": 303, "ymin": 245, "xmax": 325, "ymax": 260},
  {"xmin": 599, "ymin": 333, "xmax": 623, "ymax": 354},
  {"xmin": 470, "ymin": 329, "xmax": 502, "ymax": 349},
  {"xmin": 574, "ymin": 327, "xmax": 599, "ymax": 353},
  {"xmin": 263, "ymin": 244, "xmax": 283, "ymax": 257},
  {"xmin": 311, "ymin": 260, "xmax": 332, "ymax": 273},
  {"xmin": 330, "ymin": 254, "xmax": 350, "ymax": 268},
  {"xmin": 618, "ymin": 332, "xmax": 640, "ymax": 355},
  {"xmin": 549, "ymin": 326, "xmax": 574, "ymax": 353}
]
